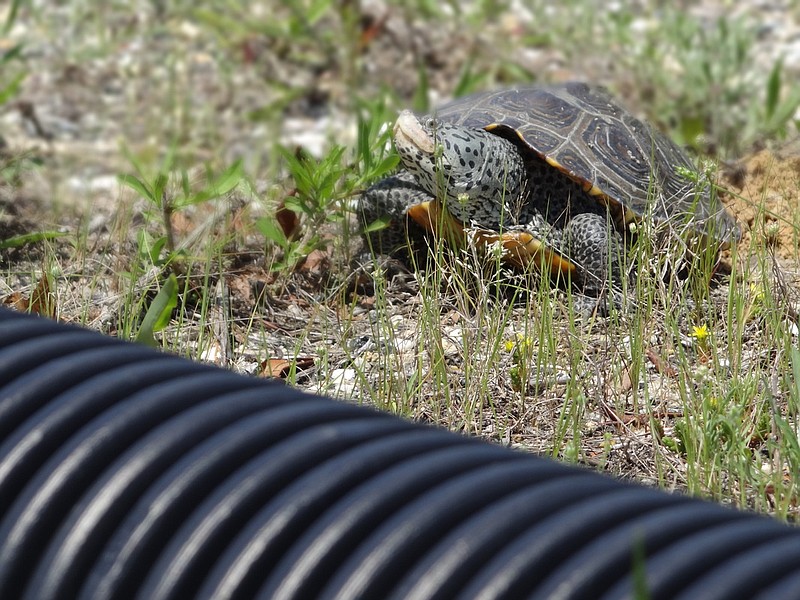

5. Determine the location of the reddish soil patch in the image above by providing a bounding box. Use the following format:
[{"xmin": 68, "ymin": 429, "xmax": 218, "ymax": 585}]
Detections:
[{"xmin": 723, "ymin": 145, "xmax": 800, "ymax": 262}]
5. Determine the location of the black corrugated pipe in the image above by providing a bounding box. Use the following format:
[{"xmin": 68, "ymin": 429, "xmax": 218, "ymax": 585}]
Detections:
[{"xmin": 1, "ymin": 307, "xmax": 799, "ymax": 600}]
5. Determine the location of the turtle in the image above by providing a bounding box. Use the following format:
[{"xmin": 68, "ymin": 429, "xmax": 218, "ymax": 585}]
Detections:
[{"xmin": 358, "ymin": 82, "xmax": 740, "ymax": 301}]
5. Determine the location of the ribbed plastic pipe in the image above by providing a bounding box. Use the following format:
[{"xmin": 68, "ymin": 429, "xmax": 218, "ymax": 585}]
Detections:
[{"xmin": 1, "ymin": 307, "xmax": 798, "ymax": 599}]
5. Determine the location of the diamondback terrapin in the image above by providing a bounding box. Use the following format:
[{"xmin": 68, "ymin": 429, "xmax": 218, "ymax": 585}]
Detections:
[{"xmin": 359, "ymin": 82, "xmax": 740, "ymax": 298}]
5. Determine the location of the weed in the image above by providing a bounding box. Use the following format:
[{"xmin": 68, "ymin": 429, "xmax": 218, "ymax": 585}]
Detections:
[
  {"xmin": 118, "ymin": 146, "xmax": 243, "ymax": 270},
  {"xmin": 260, "ymin": 97, "xmax": 397, "ymax": 271}
]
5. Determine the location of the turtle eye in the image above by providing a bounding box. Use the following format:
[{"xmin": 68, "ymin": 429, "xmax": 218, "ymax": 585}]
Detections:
[{"xmin": 424, "ymin": 118, "xmax": 437, "ymax": 129}]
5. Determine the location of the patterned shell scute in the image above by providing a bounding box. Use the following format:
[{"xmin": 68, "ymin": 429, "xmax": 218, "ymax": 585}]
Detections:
[{"xmin": 431, "ymin": 81, "xmax": 739, "ymax": 242}]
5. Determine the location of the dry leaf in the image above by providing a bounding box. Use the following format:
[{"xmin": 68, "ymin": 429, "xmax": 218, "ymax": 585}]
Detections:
[
  {"xmin": 300, "ymin": 249, "xmax": 329, "ymax": 275},
  {"xmin": 646, "ymin": 348, "xmax": 677, "ymax": 377},
  {"xmin": 4, "ymin": 272, "xmax": 57, "ymax": 318},
  {"xmin": 260, "ymin": 357, "xmax": 315, "ymax": 379},
  {"xmin": 29, "ymin": 273, "xmax": 57, "ymax": 318},
  {"xmin": 276, "ymin": 199, "xmax": 300, "ymax": 241},
  {"xmin": 4, "ymin": 291, "xmax": 28, "ymax": 311},
  {"xmin": 359, "ymin": 12, "xmax": 387, "ymax": 49}
]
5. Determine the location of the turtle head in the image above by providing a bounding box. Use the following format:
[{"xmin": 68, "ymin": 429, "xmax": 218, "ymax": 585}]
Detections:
[{"xmin": 392, "ymin": 110, "xmax": 527, "ymax": 226}]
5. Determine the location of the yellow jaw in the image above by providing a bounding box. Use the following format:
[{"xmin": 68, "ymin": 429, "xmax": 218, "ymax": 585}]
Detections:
[{"xmin": 406, "ymin": 200, "xmax": 576, "ymax": 276}]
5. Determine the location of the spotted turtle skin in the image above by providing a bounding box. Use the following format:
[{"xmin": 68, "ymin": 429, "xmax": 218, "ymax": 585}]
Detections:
[{"xmin": 359, "ymin": 82, "xmax": 740, "ymax": 301}]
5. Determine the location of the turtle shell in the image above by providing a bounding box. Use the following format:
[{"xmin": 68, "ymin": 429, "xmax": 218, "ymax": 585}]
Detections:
[{"xmin": 430, "ymin": 81, "xmax": 740, "ymax": 244}]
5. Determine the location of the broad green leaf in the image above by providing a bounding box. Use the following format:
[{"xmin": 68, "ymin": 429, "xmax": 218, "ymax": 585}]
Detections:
[
  {"xmin": 180, "ymin": 159, "xmax": 244, "ymax": 207},
  {"xmin": 255, "ymin": 216, "xmax": 289, "ymax": 248},
  {"xmin": 210, "ymin": 161, "xmax": 241, "ymax": 194},
  {"xmin": 136, "ymin": 274, "xmax": 178, "ymax": 346},
  {"xmin": 374, "ymin": 155, "xmax": 400, "ymax": 179},
  {"xmin": 361, "ymin": 215, "xmax": 391, "ymax": 234},
  {"xmin": 148, "ymin": 235, "xmax": 168, "ymax": 264}
]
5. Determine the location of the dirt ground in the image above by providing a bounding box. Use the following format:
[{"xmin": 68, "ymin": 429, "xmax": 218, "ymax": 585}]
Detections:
[{"xmin": 725, "ymin": 145, "xmax": 800, "ymax": 261}]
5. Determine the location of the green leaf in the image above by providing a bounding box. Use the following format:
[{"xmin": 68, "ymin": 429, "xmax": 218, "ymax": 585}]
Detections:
[
  {"xmin": 148, "ymin": 235, "xmax": 168, "ymax": 264},
  {"xmin": 152, "ymin": 172, "xmax": 170, "ymax": 208},
  {"xmin": 361, "ymin": 215, "xmax": 392, "ymax": 234},
  {"xmin": 117, "ymin": 174, "xmax": 156, "ymax": 203},
  {"xmin": 678, "ymin": 116, "xmax": 706, "ymax": 149},
  {"xmin": 217, "ymin": 163, "xmax": 231, "ymax": 184},
  {"xmin": 118, "ymin": 144, "xmax": 148, "ymax": 180},
  {"xmin": 210, "ymin": 159, "xmax": 244, "ymax": 196},
  {"xmin": 307, "ymin": 0, "xmax": 332, "ymax": 25},
  {"xmin": 278, "ymin": 147, "xmax": 314, "ymax": 196},
  {"xmin": 356, "ymin": 118, "xmax": 372, "ymax": 170},
  {"xmin": 191, "ymin": 8, "xmax": 249, "ymax": 36},
  {"xmin": 281, "ymin": 196, "xmax": 307, "ymax": 215},
  {"xmin": 136, "ymin": 274, "xmax": 178, "ymax": 346},
  {"xmin": 180, "ymin": 168, "xmax": 191, "ymax": 198},
  {"xmin": 0, "ymin": 43, "xmax": 23, "ymax": 66},
  {"xmin": 0, "ymin": 230, "xmax": 66, "ymax": 249},
  {"xmin": 765, "ymin": 60, "xmax": 782, "ymax": 121},
  {"xmin": 791, "ymin": 346, "xmax": 800, "ymax": 411},
  {"xmin": 136, "ymin": 231, "xmax": 170, "ymax": 267},
  {"xmin": 373, "ymin": 155, "xmax": 400, "ymax": 180},
  {"xmin": 255, "ymin": 216, "xmax": 289, "ymax": 249},
  {"xmin": 0, "ymin": 72, "xmax": 25, "ymax": 106},
  {"xmin": 161, "ymin": 141, "xmax": 177, "ymax": 175},
  {"xmin": 178, "ymin": 159, "xmax": 243, "ymax": 207}
]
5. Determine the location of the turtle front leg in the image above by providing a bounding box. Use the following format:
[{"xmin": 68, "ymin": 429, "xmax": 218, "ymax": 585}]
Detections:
[
  {"xmin": 358, "ymin": 170, "xmax": 432, "ymax": 257},
  {"xmin": 564, "ymin": 212, "xmax": 627, "ymax": 304},
  {"xmin": 351, "ymin": 171, "xmax": 432, "ymax": 296}
]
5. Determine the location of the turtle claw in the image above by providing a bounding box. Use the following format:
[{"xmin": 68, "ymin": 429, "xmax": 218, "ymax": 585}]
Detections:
[
  {"xmin": 570, "ymin": 292, "xmax": 609, "ymax": 318},
  {"xmin": 569, "ymin": 287, "xmax": 632, "ymax": 318},
  {"xmin": 348, "ymin": 251, "xmax": 418, "ymax": 297}
]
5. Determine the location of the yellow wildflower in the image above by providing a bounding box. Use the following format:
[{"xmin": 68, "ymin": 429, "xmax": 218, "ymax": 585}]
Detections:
[{"xmin": 690, "ymin": 324, "xmax": 709, "ymax": 342}]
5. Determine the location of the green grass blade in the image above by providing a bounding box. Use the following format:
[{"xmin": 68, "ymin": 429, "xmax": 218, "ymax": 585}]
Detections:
[
  {"xmin": 0, "ymin": 230, "xmax": 66, "ymax": 249},
  {"xmin": 3, "ymin": 0, "xmax": 22, "ymax": 34}
]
